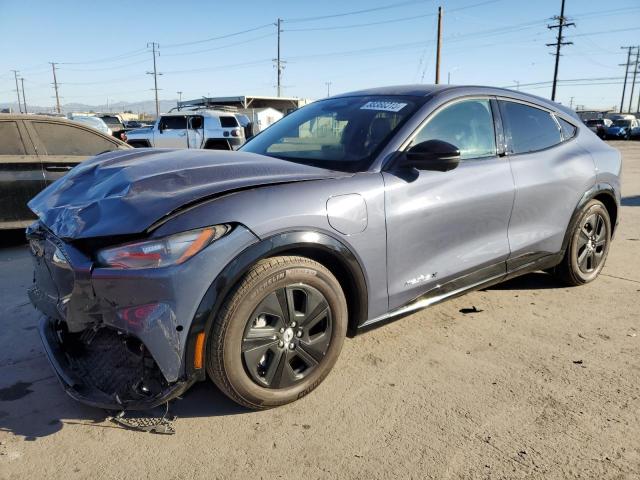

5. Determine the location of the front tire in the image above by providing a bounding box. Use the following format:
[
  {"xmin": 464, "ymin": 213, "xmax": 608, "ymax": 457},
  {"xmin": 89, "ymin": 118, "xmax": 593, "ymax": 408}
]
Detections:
[
  {"xmin": 207, "ymin": 256, "xmax": 348, "ymax": 409},
  {"xmin": 555, "ymin": 199, "xmax": 611, "ymax": 286}
]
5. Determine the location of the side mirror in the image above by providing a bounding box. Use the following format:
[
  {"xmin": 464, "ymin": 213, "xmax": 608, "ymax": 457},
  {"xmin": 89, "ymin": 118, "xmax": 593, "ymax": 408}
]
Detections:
[
  {"xmin": 402, "ymin": 139, "xmax": 461, "ymax": 172},
  {"xmin": 158, "ymin": 124, "xmax": 164, "ymax": 134}
]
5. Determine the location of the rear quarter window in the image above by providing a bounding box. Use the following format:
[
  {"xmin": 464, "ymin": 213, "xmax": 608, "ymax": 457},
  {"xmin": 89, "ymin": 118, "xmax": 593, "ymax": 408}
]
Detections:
[
  {"xmin": 500, "ymin": 101, "xmax": 562, "ymax": 154},
  {"xmin": 220, "ymin": 116, "xmax": 239, "ymax": 128},
  {"xmin": 31, "ymin": 121, "xmax": 118, "ymax": 156},
  {"xmin": 557, "ymin": 117, "xmax": 577, "ymax": 141}
]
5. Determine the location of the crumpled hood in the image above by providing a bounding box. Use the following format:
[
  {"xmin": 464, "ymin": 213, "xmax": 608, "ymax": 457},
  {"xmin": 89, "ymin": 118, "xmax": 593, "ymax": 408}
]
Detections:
[{"xmin": 29, "ymin": 148, "xmax": 349, "ymax": 240}]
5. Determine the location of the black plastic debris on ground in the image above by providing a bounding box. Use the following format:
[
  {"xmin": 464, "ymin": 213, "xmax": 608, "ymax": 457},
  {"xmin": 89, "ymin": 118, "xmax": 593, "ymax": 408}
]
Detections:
[
  {"xmin": 108, "ymin": 402, "xmax": 176, "ymax": 435},
  {"xmin": 459, "ymin": 306, "xmax": 484, "ymax": 314}
]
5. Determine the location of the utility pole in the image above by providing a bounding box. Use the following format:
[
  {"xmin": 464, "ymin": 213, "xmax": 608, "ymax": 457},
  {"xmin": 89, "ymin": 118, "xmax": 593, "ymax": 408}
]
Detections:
[
  {"xmin": 20, "ymin": 77, "xmax": 27, "ymax": 113},
  {"xmin": 513, "ymin": 80, "xmax": 520, "ymax": 90},
  {"xmin": 620, "ymin": 46, "xmax": 634, "ymax": 112},
  {"xmin": 177, "ymin": 91, "xmax": 183, "ymax": 108},
  {"xmin": 546, "ymin": 0, "xmax": 575, "ymax": 101},
  {"xmin": 569, "ymin": 96, "xmax": 574, "ymax": 109},
  {"xmin": 325, "ymin": 82, "xmax": 332, "ymax": 97},
  {"xmin": 275, "ymin": 18, "xmax": 283, "ymax": 97},
  {"xmin": 146, "ymin": 42, "xmax": 161, "ymax": 117},
  {"xmin": 435, "ymin": 6, "xmax": 442, "ymax": 84},
  {"xmin": 49, "ymin": 62, "xmax": 61, "ymax": 114},
  {"xmin": 11, "ymin": 70, "xmax": 22, "ymax": 113},
  {"xmin": 627, "ymin": 47, "xmax": 639, "ymax": 113}
]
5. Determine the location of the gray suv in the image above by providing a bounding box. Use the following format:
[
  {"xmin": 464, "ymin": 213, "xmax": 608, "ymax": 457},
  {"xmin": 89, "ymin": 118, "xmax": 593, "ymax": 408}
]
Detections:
[{"xmin": 26, "ymin": 85, "xmax": 621, "ymax": 411}]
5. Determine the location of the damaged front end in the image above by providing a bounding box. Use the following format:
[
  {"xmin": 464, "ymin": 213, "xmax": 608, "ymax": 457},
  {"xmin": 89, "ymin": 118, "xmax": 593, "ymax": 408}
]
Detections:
[
  {"xmin": 26, "ymin": 221, "xmax": 258, "ymax": 410},
  {"xmin": 27, "ymin": 223, "xmax": 195, "ymax": 409}
]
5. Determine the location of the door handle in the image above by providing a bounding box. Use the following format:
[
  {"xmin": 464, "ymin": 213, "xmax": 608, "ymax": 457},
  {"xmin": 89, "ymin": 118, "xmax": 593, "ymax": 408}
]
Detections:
[
  {"xmin": 45, "ymin": 165, "xmax": 73, "ymax": 172},
  {"xmin": 178, "ymin": 132, "xmax": 186, "ymax": 137}
]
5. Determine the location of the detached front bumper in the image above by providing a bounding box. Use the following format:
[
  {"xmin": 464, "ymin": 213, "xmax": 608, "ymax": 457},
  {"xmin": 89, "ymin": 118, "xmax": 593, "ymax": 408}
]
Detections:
[{"xmin": 38, "ymin": 316, "xmax": 194, "ymax": 410}]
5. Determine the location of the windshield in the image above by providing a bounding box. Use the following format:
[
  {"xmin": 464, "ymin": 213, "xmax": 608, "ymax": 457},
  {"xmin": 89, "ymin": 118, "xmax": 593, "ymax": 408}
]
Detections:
[
  {"xmin": 612, "ymin": 120, "xmax": 631, "ymax": 127},
  {"xmin": 240, "ymin": 95, "xmax": 421, "ymax": 171},
  {"xmin": 586, "ymin": 120, "xmax": 602, "ymax": 126},
  {"xmin": 101, "ymin": 116, "xmax": 122, "ymax": 126}
]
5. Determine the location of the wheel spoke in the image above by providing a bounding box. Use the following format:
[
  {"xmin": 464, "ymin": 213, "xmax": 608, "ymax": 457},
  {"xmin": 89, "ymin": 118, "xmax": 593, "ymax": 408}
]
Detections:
[
  {"xmin": 292, "ymin": 345, "xmax": 320, "ymax": 370},
  {"xmin": 275, "ymin": 288, "xmax": 291, "ymax": 324},
  {"xmin": 254, "ymin": 292, "xmax": 287, "ymax": 330},
  {"xmin": 298, "ymin": 297, "xmax": 329, "ymax": 329},
  {"xmin": 242, "ymin": 333, "xmax": 278, "ymax": 353},
  {"xmin": 298, "ymin": 333, "xmax": 331, "ymax": 363},
  {"xmin": 263, "ymin": 347, "xmax": 287, "ymax": 387},
  {"xmin": 577, "ymin": 247, "xmax": 589, "ymax": 270},
  {"xmin": 595, "ymin": 215, "xmax": 607, "ymax": 242},
  {"xmin": 577, "ymin": 228, "xmax": 589, "ymax": 249}
]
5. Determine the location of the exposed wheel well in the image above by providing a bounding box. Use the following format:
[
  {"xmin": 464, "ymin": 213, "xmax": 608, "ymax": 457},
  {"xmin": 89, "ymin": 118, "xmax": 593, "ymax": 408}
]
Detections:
[
  {"xmin": 593, "ymin": 192, "xmax": 618, "ymax": 233},
  {"xmin": 265, "ymin": 247, "xmax": 367, "ymax": 335}
]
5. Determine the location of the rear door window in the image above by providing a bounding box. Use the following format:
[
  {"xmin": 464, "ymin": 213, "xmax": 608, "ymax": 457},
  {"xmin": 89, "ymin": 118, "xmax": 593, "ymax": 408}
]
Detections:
[
  {"xmin": 31, "ymin": 121, "xmax": 118, "ymax": 156},
  {"xmin": 0, "ymin": 121, "xmax": 28, "ymax": 155},
  {"xmin": 499, "ymin": 101, "xmax": 562, "ymax": 154},
  {"xmin": 159, "ymin": 116, "xmax": 187, "ymax": 130}
]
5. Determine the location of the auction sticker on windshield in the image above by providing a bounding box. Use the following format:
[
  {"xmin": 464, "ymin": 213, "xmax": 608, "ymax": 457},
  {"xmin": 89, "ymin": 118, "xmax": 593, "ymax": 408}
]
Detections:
[{"xmin": 360, "ymin": 101, "xmax": 407, "ymax": 112}]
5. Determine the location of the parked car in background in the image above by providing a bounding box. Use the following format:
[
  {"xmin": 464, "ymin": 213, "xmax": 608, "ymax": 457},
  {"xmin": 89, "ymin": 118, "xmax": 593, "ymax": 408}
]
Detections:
[
  {"xmin": 97, "ymin": 114, "xmax": 126, "ymax": 139},
  {"xmin": 0, "ymin": 114, "xmax": 130, "ymax": 229},
  {"xmin": 124, "ymin": 109, "xmax": 246, "ymax": 150},
  {"xmin": 123, "ymin": 120, "xmax": 152, "ymax": 129},
  {"xmin": 26, "ymin": 85, "xmax": 620, "ymax": 411},
  {"xmin": 584, "ymin": 118, "xmax": 612, "ymax": 139},
  {"xmin": 70, "ymin": 115, "xmax": 112, "ymax": 136},
  {"xmin": 604, "ymin": 115, "xmax": 639, "ymax": 140}
]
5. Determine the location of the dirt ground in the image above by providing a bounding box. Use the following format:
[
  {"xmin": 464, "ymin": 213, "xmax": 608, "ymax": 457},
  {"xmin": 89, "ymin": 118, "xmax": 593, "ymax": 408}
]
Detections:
[{"xmin": 1, "ymin": 142, "xmax": 639, "ymax": 480}]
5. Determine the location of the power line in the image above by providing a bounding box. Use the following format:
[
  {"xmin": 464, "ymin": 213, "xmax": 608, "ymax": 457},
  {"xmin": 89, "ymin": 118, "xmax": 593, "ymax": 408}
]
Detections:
[
  {"xmin": 547, "ymin": 0, "xmax": 575, "ymax": 102},
  {"xmin": 162, "ymin": 23, "xmax": 273, "ymax": 49},
  {"xmin": 284, "ymin": 0, "xmax": 428, "ymax": 23}
]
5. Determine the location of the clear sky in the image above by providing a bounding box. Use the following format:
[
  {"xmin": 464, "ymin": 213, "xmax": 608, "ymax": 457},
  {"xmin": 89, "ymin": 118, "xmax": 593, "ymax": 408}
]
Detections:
[{"xmin": 0, "ymin": 0, "xmax": 639, "ymax": 111}]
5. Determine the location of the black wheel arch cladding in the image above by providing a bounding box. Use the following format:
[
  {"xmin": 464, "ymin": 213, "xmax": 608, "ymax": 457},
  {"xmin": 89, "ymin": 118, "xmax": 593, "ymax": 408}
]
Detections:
[{"xmin": 184, "ymin": 230, "xmax": 368, "ymax": 380}]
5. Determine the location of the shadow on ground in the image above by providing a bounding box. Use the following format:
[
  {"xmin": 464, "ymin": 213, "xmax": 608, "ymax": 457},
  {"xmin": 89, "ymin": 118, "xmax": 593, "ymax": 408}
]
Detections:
[
  {"xmin": 0, "ymin": 375, "xmax": 249, "ymax": 440},
  {"xmin": 485, "ymin": 271, "xmax": 565, "ymax": 291}
]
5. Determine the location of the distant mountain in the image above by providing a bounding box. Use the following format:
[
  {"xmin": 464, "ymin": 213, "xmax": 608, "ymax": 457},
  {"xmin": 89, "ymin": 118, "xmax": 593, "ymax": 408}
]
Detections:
[{"xmin": 0, "ymin": 99, "xmax": 178, "ymax": 116}]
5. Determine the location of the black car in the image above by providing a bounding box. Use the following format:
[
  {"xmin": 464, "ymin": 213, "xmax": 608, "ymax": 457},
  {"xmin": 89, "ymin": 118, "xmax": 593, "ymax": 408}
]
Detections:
[{"xmin": 0, "ymin": 114, "xmax": 130, "ymax": 230}]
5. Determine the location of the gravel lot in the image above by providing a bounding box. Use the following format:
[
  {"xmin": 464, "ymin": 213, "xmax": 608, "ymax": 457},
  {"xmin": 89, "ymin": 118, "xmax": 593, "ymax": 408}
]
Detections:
[{"xmin": 1, "ymin": 142, "xmax": 639, "ymax": 480}]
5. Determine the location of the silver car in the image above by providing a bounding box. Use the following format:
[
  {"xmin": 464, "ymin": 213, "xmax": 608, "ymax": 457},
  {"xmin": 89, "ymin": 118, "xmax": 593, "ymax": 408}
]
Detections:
[{"xmin": 27, "ymin": 85, "xmax": 621, "ymax": 411}]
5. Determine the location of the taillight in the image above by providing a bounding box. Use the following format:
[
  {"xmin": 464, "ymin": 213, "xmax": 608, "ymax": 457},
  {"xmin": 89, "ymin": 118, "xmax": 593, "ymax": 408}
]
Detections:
[
  {"xmin": 121, "ymin": 132, "xmax": 127, "ymax": 141},
  {"xmin": 231, "ymin": 129, "xmax": 240, "ymax": 137}
]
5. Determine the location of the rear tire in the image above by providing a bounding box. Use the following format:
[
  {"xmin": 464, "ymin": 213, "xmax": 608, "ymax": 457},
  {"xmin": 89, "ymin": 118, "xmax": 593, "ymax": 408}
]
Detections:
[
  {"xmin": 207, "ymin": 256, "xmax": 348, "ymax": 409},
  {"xmin": 555, "ymin": 199, "xmax": 611, "ymax": 286}
]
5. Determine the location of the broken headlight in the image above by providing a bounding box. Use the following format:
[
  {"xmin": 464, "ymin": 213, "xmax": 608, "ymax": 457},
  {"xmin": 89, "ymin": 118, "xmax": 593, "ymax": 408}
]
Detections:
[{"xmin": 96, "ymin": 225, "xmax": 230, "ymax": 269}]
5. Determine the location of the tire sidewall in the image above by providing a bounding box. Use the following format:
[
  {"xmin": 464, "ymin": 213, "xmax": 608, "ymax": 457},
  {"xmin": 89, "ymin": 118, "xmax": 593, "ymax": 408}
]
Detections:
[
  {"xmin": 219, "ymin": 262, "xmax": 347, "ymax": 408},
  {"xmin": 568, "ymin": 201, "xmax": 611, "ymax": 283}
]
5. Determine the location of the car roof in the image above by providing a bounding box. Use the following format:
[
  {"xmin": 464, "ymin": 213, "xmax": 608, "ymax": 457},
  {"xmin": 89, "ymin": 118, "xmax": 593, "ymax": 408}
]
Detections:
[
  {"xmin": 333, "ymin": 84, "xmax": 580, "ymax": 121},
  {"xmin": 0, "ymin": 113, "xmax": 128, "ymax": 145},
  {"xmin": 160, "ymin": 109, "xmax": 238, "ymax": 118}
]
